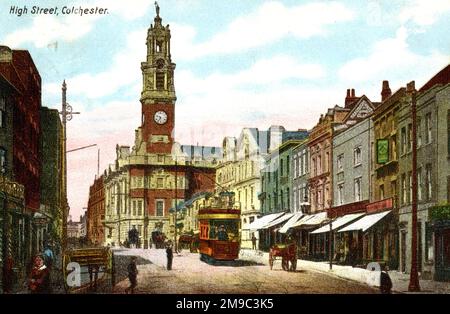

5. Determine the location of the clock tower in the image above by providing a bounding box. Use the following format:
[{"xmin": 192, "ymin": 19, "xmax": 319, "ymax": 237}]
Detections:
[{"xmin": 140, "ymin": 4, "xmax": 176, "ymax": 154}]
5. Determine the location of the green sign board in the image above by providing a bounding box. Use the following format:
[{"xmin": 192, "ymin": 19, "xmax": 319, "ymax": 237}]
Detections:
[{"xmin": 377, "ymin": 139, "xmax": 389, "ymax": 164}]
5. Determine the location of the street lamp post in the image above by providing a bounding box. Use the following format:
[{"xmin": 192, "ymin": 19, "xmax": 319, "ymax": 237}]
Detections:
[
  {"xmin": 174, "ymin": 157, "xmax": 178, "ymax": 253},
  {"xmin": 329, "ymin": 220, "xmax": 333, "ymax": 270},
  {"xmin": 407, "ymin": 81, "xmax": 421, "ymax": 292},
  {"xmin": 60, "ymin": 80, "xmax": 80, "ymax": 252}
]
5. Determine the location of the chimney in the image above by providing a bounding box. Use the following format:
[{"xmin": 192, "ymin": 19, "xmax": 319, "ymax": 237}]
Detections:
[
  {"xmin": 345, "ymin": 88, "xmax": 358, "ymax": 108},
  {"xmin": 381, "ymin": 80, "xmax": 392, "ymax": 102},
  {"xmin": 406, "ymin": 80, "xmax": 415, "ymax": 93}
]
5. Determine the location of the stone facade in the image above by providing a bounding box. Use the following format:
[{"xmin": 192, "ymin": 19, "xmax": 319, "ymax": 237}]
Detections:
[
  {"xmin": 308, "ymin": 106, "xmax": 349, "ymax": 213},
  {"xmin": 291, "ymin": 140, "xmax": 309, "ymax": 213},
  {"xmin": 216, "ymin": 126, "xmax": 284, "ymax": 248},
  {"xmin": 397, "ymin": 66, "xmax": 450, "ymax": 279},
  {"xmin": 333, "ymin": 96, "xmax": 377, "ymax": 208}
]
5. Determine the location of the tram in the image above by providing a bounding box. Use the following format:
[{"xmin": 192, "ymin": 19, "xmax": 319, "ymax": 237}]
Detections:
[{"xmin": 198, "ymin": 193, "xmax": 241, "ymax": 263}]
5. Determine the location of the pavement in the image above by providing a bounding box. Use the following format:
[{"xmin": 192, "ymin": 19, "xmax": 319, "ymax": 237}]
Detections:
[
  {"xmin": 240, "ymin": 249, "xmax": 450, "ymax": 294},
  {"xmin": 111, "ymin": 248, "xmax": 378, "ymax": 294}
]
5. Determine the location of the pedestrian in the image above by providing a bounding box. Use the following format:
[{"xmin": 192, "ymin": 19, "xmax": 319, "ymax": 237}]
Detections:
[
  {"xmin": 43, "ymin": 243, "xmax": 54, "ymax": 270},
  {"xmin": 380, "ymin": 265, "xmax": 393, "ymax": 294},
  {"xmin": 88, "ymin": 265, "xmax": 99, "ymax": 291},
  {"xmin": 251, "ymin": 234, "xmax": 257, "ymax": 250},
  {"xmin": 125, "ymin": 256, "xmax": 138, "ymax": 294},
  {"xmin": 166, "ymin": 241, "xmax": 173, "ymax": 270},
  {"xmin": 28, "ymin": 255, "xmax": 51, "ymax": 294}
]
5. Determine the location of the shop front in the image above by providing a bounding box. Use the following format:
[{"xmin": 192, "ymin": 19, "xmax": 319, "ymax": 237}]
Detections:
[
  {"xmin": 429, "ymin": 204, "xmax": 450, "ymax": 281},
  {"xmin": 248, "ymin": 212, "xmax": 285, "ymax": 251},
  {"xmin": 339, "ymin": 209, "xmax": 398, "ymax": 269},
  {"xmin": 1, "ymin": 176, "xmax": 26, "ymax": 293}
]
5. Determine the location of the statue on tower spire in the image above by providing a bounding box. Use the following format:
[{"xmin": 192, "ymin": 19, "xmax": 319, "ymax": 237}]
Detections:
[{"xmin": 155, "ymin": 1, "xmax": 160, "ymax": 17}]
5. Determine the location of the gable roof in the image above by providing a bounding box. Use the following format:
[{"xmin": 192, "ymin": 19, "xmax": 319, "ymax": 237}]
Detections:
[
  {"xmin": 343, "ymin": 95, "xmax": 375, "ymax": 124},
  {"xmin": 419, "ymin": 64, "xmax": 450, "ymax": 93}
]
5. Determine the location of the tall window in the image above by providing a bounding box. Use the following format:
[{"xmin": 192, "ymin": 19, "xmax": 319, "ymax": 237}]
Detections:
[
  {"xmin": 317, "ymin": 190, "xmax": 322, "ymax": 208},
  {"xmin": 325, "ymin": 152, "xmax": 329, "ymax": 173},
  {"xmin": 132, "ymin": 200, "xmax": 137, "ymax": 216},
  {"xmin": 312, "ymin": 158, "xmax": 317, "ymax": 176},
  {"xmin": 418, "ymin": 168, "xmax": 422, "ymax": 201},
  {"xmin": 138, "ymin": 200, "xmax": 143, "ymax": 216},
  {"xmin": 294, "ymin": 156, "xmax": 298, "ymax": 178},
  {"xmin": 280, "ymin": 158, "xmax": 284, "ymax": 176},
  {"xmin": 426, "ymin": 164, "xmax": 432, "ymax": 200},
  {"xmin": 156, "ymin": 72, "xmax": 165, "ymax": 90},
  {"xmin": 425, "ymin": 113, "xmax": 432, "ymax": 144},
  {"xmin": 337, "ymin": 154, "xmax": 344, "ymax": 172},
  {"xmin": 407, "ymin": 123, "xmax": 412, "ymax": 152},
  {"xmin": 0, "ymin": 147, "xmax": 6, "ymax": 174},
  {"xmin": 354, "ymin": 146, "xmax": 362, "ymax": 166},
  {"xmin": 402, "ymin": 174, "xmax": 407, "ymax": 205},
  {"xmin": 286, "ymin": 188, "xmax": 290, "ymax": 210},
  {"xmin": 303, "ymin": 150, "xmax": 308, "ymax": 175},
  {"xmin": 250, "ymin": 186, "xmax": 254, "ymax": 205},
  {"xmin": 317, "ymin": 155, "xmax": 322, "ymax": 174},
  {"xmin": 156, "ymin": 200, "xmax": 164, "ymax": 216},
  {"xmin": 380, "ymin": 184, "xmax": 385, "ymax": 200},
  {"xmin": 401, "ymin": 127, "xmax": 407, "ymax": 155},
  {"xmin": 354, "ymin": 178, "xmax": 362, "ymax": 202},
  {"xmin": 157, "ymin": 178, "xmax": 163, "ymax": 188},
  {"xmin": 408, "ymin": 171, "xmax": 412, "ymax": 204},
  {"xmin": 0, "ymin": 96, "xmax": 5, "ymax": 128},
  {"xmin": 338, "ymin": 183, "xmax": 344, "ymax": 205},
  {"xmin": 417, "ymin": 117, "xmax": 422, "ymax": 147},
  {"xmin": 286, "ymin": 156, "xmax": 290, "ymax": 176}
]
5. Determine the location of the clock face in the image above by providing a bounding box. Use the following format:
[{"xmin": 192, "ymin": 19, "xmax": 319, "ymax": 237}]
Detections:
[{"xmin": 154, "ymin": 111, "xmax": 168, "ymax": 124}]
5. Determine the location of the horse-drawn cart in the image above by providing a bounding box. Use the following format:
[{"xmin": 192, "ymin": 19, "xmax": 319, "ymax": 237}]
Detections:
[
  {"xmin": 269, "ymin": 243, "xmax": 297, "ymax": 271},
  {"xmin": 62, "ymin": 247, "xmax": 115, "ymax": 292}
]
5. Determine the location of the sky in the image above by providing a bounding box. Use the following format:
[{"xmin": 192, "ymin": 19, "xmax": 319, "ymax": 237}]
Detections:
[{"xmin": 0, "ymin": 0, "xmax": 449, "ymax": 221}]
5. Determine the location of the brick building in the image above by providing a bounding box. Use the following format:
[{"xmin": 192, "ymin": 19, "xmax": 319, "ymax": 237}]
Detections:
[{"xmin": 87, "ymin": 175, "xmax": 105, "ymax": 246}]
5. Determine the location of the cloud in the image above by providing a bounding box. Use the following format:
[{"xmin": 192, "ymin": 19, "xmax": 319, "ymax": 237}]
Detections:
[
  {"xmin": 44, "ymin": 28, "xmax": 146, "ymax": 99},
  {"xmin": 170, "ymin": 1, "xmax": 354, "ymax": 60},
  {"xmin": 338, "ymin": 27, "xmax": 449, "ymax": 88},
  {"xmin": 399, "ymin": 0, "xmax": 450, "ymax": 26},
  {"xmin": 176, "ymin": 54, "xmax": 325, "ymax": 95},
  {"xmin": 3, "ymin": 14, "xmax": 99, "ymax": 48}
]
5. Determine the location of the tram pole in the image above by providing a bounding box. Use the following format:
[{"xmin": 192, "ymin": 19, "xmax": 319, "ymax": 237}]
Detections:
[{"xmin": 174, "ymin": 157, "xmax": 178, "ymax": 253}]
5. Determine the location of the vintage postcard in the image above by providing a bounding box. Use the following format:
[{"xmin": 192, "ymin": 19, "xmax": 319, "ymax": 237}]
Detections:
[{"xmin": 0, "ymin": 0, "xmax": 449, "ymax": 302}]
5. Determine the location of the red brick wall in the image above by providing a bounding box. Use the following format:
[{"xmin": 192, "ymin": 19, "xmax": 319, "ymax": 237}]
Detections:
[
  {"xmin": 141, "ymin": 102, "xmax": 174, "ymax": 154},
  {"xmin": 9, "ymin": 50, "xmax": 41, "ymax": 212}
]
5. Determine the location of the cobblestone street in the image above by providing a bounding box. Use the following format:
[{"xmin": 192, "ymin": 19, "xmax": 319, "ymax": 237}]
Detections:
[{"xmin": 111, "ymin": 248, "xmax": 377, "ymax": 294}]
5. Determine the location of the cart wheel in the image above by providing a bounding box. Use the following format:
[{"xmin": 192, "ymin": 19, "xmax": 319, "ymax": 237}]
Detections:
[
  {"xmin": 269, "ymin": 254, "xmax": 273, "ymax": 270},
  {"xmin": 290, "ymin": 258, "xmax": 297, "ymax": 271}
]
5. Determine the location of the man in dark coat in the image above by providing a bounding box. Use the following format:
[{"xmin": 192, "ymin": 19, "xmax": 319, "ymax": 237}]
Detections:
[
  {"xmin": 251, "ymin": 234, "xmax": 257, "ymax": 250},
  {"xmin": 380, "ymin": 265, "xmax": 393, "ymax": 294},
  {"xmin": 166, "ymin": 241, "xmax": 173, "ymax": 270},
  {"xmin": 125, "ymin": 256, "xmax": 138, "ymax": 294}
]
